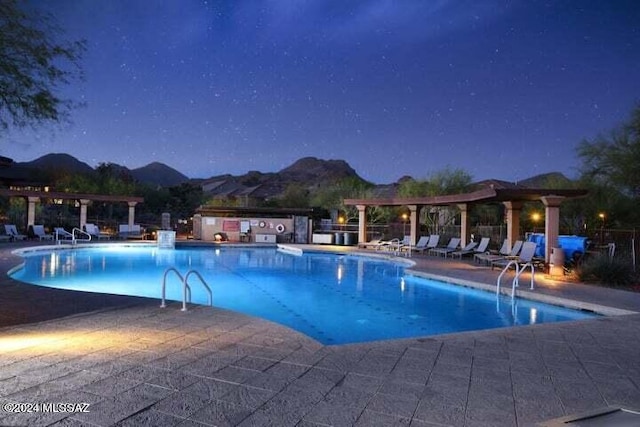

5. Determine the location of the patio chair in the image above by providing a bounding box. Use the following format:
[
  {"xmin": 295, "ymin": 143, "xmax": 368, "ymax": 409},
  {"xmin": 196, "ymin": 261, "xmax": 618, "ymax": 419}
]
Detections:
[
  {"xmin": 414, "ymin": 234, "xmax": 440, "ymax": 254},
  {"xmin": 4, "ymin": 224, "xmax": 27, "ymax": 241},
  {"xmin": 476, "ymin": 240, "xmax": 523, "ymax": 266},
  {"xmin": 447, "ymin": 241, "xmax": 478, "ymax": 258},
  {"xmin": 376, "ymin": 235, "xmax": 409, "ymax": 252},
  {"xmin": 30, "ymin": 225, "xmax": 54, "ymax": 241},
  {"xmin": 410, "ymin": 236, "xmax": 430, "ymax": 253},
  {"xmin": 451, "ymin": 238, "xmax": 490, "ymax": 259},
  {"xmin": 118, "ymin": 224, "xmax": 144, "ymax": 239},
  {"xmin": 475, "ymin": 239, "xmax": 508, "ymax": 264},
  {"xmin": 85, "ymin": 223, "xmax": 112, "ymax": 240},
  {"xmin": 429, "ymin": 237, "xmax": 461, "ymax": 257},
  {"xmin": 54, "ymin": 227, "xmax": 74, "ymax": 241},
  {"xmin": 358, "ymin": 238, "xmax": 382, "ymax": 249},
  {"xmin": 491, "ymin": 241, "xmax": 536, "ymax": 270}
]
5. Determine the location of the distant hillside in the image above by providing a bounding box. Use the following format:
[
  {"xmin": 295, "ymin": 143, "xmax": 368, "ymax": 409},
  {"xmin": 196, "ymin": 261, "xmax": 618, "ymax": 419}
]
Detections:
[
  {"xmin": 15, "ymin": 154, "xmax": 188, "ymax": 188},
  {"xmin": 6, "ymin": 153, "xmax": 577, "ymax": 199},
  {"xmin": 200, "ymin": 157, "xmax": 369, "ymax": 199},
  {"xmin": 517, "ymin": 172, "xmax": 573, "ymax": 188},
  {"xmin": 18, "ymin": 153, "xmax": 95, "ymax": 176},
  {"xmin": 130, "ymin": 162, "xmax": 189, "ymax": 187}
]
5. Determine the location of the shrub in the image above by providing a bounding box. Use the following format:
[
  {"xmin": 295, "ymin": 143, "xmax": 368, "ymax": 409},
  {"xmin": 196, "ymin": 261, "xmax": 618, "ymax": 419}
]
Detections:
[{"xmin": 576, "ymin": 254, "xmax": 637, "ymax": 287}]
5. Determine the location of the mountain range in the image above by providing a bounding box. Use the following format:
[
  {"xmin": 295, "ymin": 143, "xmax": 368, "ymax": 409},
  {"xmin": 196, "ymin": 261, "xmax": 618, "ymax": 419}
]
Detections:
[{"xmin": 6, "ymin": 153, "xmax": 571, "ymax": 198}]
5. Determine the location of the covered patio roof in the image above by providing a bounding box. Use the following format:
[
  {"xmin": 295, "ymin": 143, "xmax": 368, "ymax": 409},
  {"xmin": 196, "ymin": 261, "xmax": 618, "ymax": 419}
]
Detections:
[
  {"xmin": 344, "ymin": 187, "xmax": 588, "ymax": 207},
  {"xmin": 0, "ymin": 188, "xmax": 144, "ymax": 230},
  {"xmin": 344, "ymin": 185, "xmax": 588, "ymax": 264}
]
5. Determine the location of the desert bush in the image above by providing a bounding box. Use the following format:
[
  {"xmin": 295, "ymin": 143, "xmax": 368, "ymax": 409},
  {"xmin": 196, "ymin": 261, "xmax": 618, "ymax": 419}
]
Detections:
[{"xmin": 576, "ymin": 254, "xmax": 637, "ymax": 287}]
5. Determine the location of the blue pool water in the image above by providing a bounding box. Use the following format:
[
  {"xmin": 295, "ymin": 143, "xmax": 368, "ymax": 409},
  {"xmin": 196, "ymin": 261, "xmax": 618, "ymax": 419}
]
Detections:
[{"xmin": 10, "ymin": 245, "xmax": 597, "ymax": 344}]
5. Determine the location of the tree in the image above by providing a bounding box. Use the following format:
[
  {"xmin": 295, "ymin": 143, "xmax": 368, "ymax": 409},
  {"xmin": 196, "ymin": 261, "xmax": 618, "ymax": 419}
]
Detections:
[
  {"xmin": 397, "ymin": 167, "xmax": 473, "ymax": 232},
  {"xmin": 277, "ymin": 183, "xmax": 309, "ymax": 208},
  {"xmin": 0, "ymin": 0, "xmax": 85, "ymax": 132},
  {"xmin": 577, "ymin": 105, "xmax": 640, "ymax": 198}
]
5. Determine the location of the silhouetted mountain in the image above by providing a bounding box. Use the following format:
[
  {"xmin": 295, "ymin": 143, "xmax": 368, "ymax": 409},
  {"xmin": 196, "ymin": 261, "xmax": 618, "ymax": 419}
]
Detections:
[
  {"xmin": 201, "ymin": 157, "xmax": 369, "ymax": 199},
  {"xmin": 14, "ymin": 154, "xmax": 188, "ymax": 188},
  {"xmin": 130, "ymin": 162, "xmax": 189, "ymax": 187},
  {"xmin": 517, "ymin": 172, "xmax": 573, "ymax": 188},
  {"xmin": 18, "ymin": 153, "xmax": 95, "ymax": 176},
  {"xmin": 6, "ymin": 153, "xmax": 576, "ymax": 199}
]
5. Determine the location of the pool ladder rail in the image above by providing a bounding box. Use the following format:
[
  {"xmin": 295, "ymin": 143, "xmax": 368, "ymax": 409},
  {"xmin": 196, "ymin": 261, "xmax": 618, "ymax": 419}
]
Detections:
[
  {"xmin": 496, "ymin": 260, "xmax": 535, "ymax": 298},
  {"xmin": 71, "ymin": 227, "xmax": 91, "ymax": 245},
  {"xmin": 161, "ymin": 267, "xmax": 213, "ymax": 311}
]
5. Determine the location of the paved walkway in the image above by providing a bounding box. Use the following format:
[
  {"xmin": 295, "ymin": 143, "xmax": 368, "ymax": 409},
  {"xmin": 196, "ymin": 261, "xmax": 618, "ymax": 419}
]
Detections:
[{"xmin": 1, "ymin": 242, "xmax": 639, "ymax": 426}]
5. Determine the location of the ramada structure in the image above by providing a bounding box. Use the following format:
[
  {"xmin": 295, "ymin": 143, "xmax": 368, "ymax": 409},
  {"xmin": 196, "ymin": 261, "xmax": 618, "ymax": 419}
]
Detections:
[
  {"xmin": 344, "ymin": 185, "xmax": 588, "ymax": 263},
  {"xmin": 0, "ymin": 189, "xmax": 144, "ymax": 230}
]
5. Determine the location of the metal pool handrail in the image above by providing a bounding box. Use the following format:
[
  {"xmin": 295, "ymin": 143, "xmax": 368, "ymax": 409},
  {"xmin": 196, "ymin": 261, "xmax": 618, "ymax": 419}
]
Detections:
[
  {"xmin": 161, "ymin": 267, "xmax": 212, "ymax": 311},
  {"xmin": 71, "ymin": 227, "xmax": 92, "ymax": 245},
  {"xmin": 184, "ymin": 270, "xmax": 213, "ymax": 307},
  {"xmin": 496, "ymin": 260, "xmax": 535, "ymax": 298}
]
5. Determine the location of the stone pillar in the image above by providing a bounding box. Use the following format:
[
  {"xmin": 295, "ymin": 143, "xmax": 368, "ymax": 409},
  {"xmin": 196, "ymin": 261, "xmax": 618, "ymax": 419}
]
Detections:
[
  {"xmin": 27, "ymin": 197, "xmax": 40, "ymax": 227},
  {"xmin": 457, "ymin": 203, "xmax": 470, "ymax": 247},
  {"xmin": 79, "ymin": 199, "xmax": 90, "ymax": 229},
  {"xmin": 503, "ymin": 201, "xmax": 523, "ymax": 252},
  {"xmin": 356, "ymin": 205, "xmax": 367, "ymax": 244},
  {"xmin": 408, "ymin": 205, "xmax": 420, "ymax": 246},
  {"xmin": 541, "ymin": 195, "xmax": 565, "ymax": 263},
  {"xmin": 128, "ymin": 202, "xmax": 137, "ymax": 229}
]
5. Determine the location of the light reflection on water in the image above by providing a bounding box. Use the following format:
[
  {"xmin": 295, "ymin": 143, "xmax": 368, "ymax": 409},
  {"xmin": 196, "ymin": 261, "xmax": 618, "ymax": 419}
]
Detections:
[{"xmin": 11, "ymin": 246, "xmax": 597, "ymax": 345}]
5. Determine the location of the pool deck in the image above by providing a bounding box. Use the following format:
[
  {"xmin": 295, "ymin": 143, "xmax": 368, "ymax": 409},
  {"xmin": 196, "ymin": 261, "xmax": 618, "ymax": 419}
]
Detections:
[{"xmin": 0, "ymin": 241, "xmax": 639, "ymax": 426}]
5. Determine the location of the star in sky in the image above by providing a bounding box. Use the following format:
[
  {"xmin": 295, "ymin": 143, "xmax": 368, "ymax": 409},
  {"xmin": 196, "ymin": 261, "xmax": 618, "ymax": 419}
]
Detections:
[{"xmin": 4, "ymin": 0, "xmax": 639, "ymax": 184}]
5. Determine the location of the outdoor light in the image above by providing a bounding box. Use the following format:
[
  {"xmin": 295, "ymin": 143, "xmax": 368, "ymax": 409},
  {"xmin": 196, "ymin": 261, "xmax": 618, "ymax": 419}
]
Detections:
[
  {"xmin": 401, "ymin": 213, "xmax": 408, "ymax": 236},
  {"xmin": 531, "ymin": 212, "xmax": 541, "ymax": 222}
]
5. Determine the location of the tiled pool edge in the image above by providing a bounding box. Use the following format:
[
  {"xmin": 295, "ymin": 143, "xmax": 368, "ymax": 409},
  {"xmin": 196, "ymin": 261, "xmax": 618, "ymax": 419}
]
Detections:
[{"xmin": 405, "ymin": 269, "xmax": 637, "ymax": 317}]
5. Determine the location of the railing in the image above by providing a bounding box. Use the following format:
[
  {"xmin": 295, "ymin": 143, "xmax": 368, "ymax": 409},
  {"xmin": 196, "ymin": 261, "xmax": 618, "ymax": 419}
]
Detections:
[
  {"xmin": 496, "ymin": 260, "xmax": 535, "ymax": 298},
  {"xmin": 496, "ymin": 260, "xmax": 519, "ymax": 297},
  {"xmin": 160, "ymin": 267, "xmax": 212, "ymax": 311},
  {"xmin": 71, "ymin": 227, "xmax": 92, "ymax": 245}
]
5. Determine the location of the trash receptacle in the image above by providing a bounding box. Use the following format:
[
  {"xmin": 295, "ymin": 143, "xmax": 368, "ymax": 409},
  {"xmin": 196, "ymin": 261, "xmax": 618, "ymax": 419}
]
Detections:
[
  {"xmin": 550, "ymin": 247, "xmax": 565, "ymax": 276},
  {"xmin": 343, "ymin": 232, "xmax": 353, "ymax": 246},
  {"xmin": 334, "ymin": 232, "xmax": 344, "ymax": 245}
]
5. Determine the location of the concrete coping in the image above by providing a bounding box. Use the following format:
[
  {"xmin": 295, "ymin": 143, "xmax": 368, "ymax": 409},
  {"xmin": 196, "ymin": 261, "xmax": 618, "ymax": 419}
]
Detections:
[{"xmin": 406, "ymin": 269, "xmax": 637, "ymax": 317}]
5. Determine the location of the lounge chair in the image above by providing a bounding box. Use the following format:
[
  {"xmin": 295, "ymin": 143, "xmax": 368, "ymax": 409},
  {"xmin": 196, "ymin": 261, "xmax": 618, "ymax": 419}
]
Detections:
[
  {"xmin": 429, "ymin": 237, "xmax": 461, "ymax": 257},
  {"xmin": 451, "ymin": 237, "xmax": 490, "ymax": 259},
  {"xmin": 118, "ymin": 224, "xmax": 144, "ymax": 239},
  {"xmin": 30, "ymin": 225, "xmax": 54, "ymax": 241},
  {"xmin": 376, "ymin": 235, "xmax": 409, "ymax": 252},
  {"xmin": 414, "ymin": 234, "xmax": 440, "ymax": 254},
  {"xmin": 476, "ymin": 240, "xmax": 523, "ymax": 266},
  {"xmin": 491, "ymin": 241, "xmax": 536, "ymax": 270},
  {"xmin": 474, "ymin": 239, "xmax": 509, "ymax": 264},
  {"xmin": 410, "ymin": 236, "xmax": 430, "ymax": 253},
  {"xmin": 54, "ymin": 227, "xmax": 74, "ymax": 241},
  {"xmin": 447, "ymin": 241, "xmax": 477, "ymax": 258},
  {"xmin": 5, "ymin": 224, "xmax": 26, "ymax": 241},
  {"xmin": 85, "ymin": 223, "xmax": 112, "ymax": 240},
  {"xmin": 358, "ymin": 238, "xmax": 382, "ymax": 249}
]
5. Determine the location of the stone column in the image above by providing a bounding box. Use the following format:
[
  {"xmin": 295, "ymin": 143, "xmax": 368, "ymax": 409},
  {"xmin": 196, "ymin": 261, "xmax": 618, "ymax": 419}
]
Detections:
[
  {"xmin": 541, "ymin": 195, "xmax": 565, "ymax": 263},
  {"xmin": 79, "ymin": 199, "xmax": 90, "ymax": 229},
  {"xmin": 128, "ymin": 202, "xmax": 138, "ymax": 229},
  {"xmin": 457, "ymin": 203, "xmax": 470, "ymax": 247},
  {"xmin": 356, "ymin": 205, "xmax": 367, "ymax": 244},
  {"xmin": 27, "ymin": 197, "xmax": 40, "ymax": 227},
  {"xmin": 408, "ymin": 205, "xmax": 420, "ymax": 246},
  {"xmin": 503, "ymin": 201, "xmax": 523, "ymax": 251}
]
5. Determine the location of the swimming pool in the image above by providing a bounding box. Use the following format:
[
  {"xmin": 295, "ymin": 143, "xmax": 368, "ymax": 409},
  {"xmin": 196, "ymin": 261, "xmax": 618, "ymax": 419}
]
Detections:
[{"xmin": 9, "ymin": 245, "xmax": 597, "ymax": 344}]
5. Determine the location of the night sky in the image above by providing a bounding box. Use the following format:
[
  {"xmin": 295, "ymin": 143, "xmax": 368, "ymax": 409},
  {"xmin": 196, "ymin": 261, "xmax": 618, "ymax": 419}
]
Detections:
[{"xmin": 3, "ymin": 0, "xmax": 639, "ymax": 184}]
